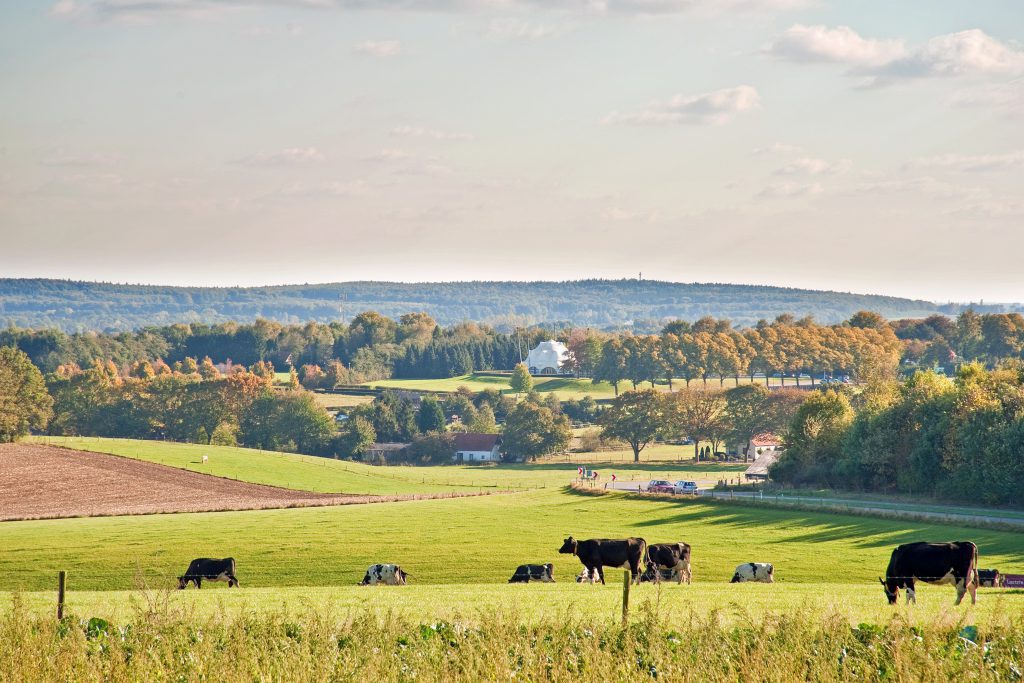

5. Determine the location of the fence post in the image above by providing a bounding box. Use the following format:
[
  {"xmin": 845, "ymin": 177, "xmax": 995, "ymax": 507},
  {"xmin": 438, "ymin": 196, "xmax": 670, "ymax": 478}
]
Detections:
[
  {"xmin": 621, "ymin": 570, "xmax": 631, "ymax": 625},
  {"xmin": 57, "ymin": 570, "xmax": 66, "ymax": 621}
]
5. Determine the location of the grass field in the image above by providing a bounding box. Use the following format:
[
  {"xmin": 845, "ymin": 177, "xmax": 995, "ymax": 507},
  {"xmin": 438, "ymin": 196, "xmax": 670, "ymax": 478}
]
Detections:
[
  {"xmin": 3, "ymin": 487, "xmax": 1023, "ymax": 593},
  {"xmin": 365, "ymin": 373, "xmax": 807, "ymax": 399},
  {"xmin": 31, "ymin": 437, "xmax": 746, "ymax": 493},
  {"xmin": 311, "ymin": 392, "xmax": 374, "ymax": 409}
]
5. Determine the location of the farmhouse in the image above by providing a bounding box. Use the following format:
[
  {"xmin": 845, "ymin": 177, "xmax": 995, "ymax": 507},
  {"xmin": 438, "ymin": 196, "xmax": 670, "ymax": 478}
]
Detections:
[
  {"xmin": 744, "ymin": 449, "xmax": 780, "ymax": 481},
  {"xmin": 729, "ymin": 433, "xmax": 782, "ymax": 461},
  {"xmin": 453, "ymin": 433, "xmax": 501, "ymax": 462},
  {"xmin": 525, "ymin": 340, "xmax": 569, "ymax": 375}
]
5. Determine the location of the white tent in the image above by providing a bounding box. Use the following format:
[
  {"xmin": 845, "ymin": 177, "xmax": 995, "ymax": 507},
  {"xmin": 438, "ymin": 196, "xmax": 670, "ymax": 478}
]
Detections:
[{"xmin": 525, "ymin": 340, "xmax": 569, "ymax": 375}]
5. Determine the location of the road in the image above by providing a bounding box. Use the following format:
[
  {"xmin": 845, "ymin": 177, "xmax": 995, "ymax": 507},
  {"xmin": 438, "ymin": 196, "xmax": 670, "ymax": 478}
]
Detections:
[{"xmin": 585, "ymin": 480, "xmax": 1024, "ymax": 528}]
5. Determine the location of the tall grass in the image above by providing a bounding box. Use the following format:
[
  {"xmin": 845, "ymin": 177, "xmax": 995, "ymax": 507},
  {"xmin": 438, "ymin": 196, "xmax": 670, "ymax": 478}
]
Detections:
[{"xmin": 3, "ymin": 593, "xmax": 1021, "ymax": 682}]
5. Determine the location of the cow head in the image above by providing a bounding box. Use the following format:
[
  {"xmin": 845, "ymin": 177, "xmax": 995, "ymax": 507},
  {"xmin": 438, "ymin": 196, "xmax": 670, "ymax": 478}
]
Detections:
[
  {"xmin": 177, "ymin": 576, "xmax": 188, "ymax": 590},
  {"xmin": 559, "ymin": 537, "xmax": 578, "ymax": 555},
  {"xmin": 879, "ymin": 577, "xmax": 898, "ymax": 604},
  {"xmin": 397, "ymin": 568, "xmax": 410, "ymax": 585}
]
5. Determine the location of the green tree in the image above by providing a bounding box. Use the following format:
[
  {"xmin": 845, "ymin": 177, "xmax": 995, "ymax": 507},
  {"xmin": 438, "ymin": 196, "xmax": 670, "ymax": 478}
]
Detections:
[
  {"xmin": 501, "ymin": 402, "xmax": 571, "ymax": 462},
  {"xmin": 510, "ymin": 363, "xmax": 533, "ymax": 395},
  {"xmin": 335, "ymin": 415, "xmax": 376, "ymax": 459},
  {"xmin": 210, "ymin": 421, "xmax": 239, "ymax": 447},
  {"xmin": 669, "ymin": 387, "xmax": 728, "ymax": 461},
  {"xmin": 468, "ymin": 403, "xmax": 498, "ymax": 433},
  {"xmin": 772, "ymin": 388, "xmax": 854, "ymax": 485},
  {"xmin": 600, "ymin": 389, "xmax": 667, "ymax": 463},
  {"xmin": 0, "ymin": 346, "xmax": 53, "ymax": 442},
  {"xmin": 416, "ymin": 395, "xmax": 447, "ymax": 434},
  {"xmin": 593, "ymin": 338, "xmax": 627, "ymax": 395}
]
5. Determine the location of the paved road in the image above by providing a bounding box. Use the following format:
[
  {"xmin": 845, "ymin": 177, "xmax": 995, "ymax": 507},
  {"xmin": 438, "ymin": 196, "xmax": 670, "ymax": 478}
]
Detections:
[{"xmin": 585, "ymin": 480, "xmax": 1024, "ymax": 528}]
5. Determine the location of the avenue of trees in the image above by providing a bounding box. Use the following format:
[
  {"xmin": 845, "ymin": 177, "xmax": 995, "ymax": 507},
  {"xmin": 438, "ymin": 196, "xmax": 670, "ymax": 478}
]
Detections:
[{"xmin": 771, "ymin": 363, "xmax": 1024, "ymax": 506}]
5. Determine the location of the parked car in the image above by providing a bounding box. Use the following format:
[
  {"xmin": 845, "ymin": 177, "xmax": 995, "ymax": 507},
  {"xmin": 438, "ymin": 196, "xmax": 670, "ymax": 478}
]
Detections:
[
  {"xmin": 673, "ymin": 481, "xmax": 699, "ymax": 495},
  {"xmin": 647, "ymin": 480, "xmax": 674, "ymax": 494}
]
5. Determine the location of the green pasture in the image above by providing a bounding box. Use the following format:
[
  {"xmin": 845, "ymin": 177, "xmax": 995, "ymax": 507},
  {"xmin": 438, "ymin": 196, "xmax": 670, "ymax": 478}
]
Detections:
[
  {"xmin": 365, "ymin": 373, "xmax": 804, "ymax": 399},
  {"xmin": 311, "ymin": 392, "xmax": 373, "ymax": 409},
  {"xmin": 31, "ymin": 437, "xmax": 745, "ymax": 492},
  {"xmin": 2, "ymin": 488, "xmax": 1022, "ymax": 594}
]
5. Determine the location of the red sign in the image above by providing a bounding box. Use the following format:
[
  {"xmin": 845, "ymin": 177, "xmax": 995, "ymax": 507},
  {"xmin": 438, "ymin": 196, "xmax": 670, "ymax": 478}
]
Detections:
[{"xmin": 1003, "ymin": 574, "xmax": 1024, "ymax": 588}]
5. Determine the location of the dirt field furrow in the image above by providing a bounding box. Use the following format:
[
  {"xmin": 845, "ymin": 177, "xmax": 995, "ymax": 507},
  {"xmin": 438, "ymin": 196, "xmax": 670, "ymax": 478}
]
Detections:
[{"xmin": 0, "ymin": 444, "xmax": 459, "ymax": 521}]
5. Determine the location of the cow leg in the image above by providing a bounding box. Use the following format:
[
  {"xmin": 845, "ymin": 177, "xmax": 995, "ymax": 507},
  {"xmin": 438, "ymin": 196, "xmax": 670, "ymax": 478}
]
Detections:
[
  {"xmin": 229, "ymin": 575, "xmax": 239, "ymax": 588},
  {"xmin": 954, "ymin": 576, "xmax": 967, "ymax": 605},
  {"xmin": 597, "ymin": 566, "xmax": 606, "ymax": 585},
  {"xmin": 906, "ymin": 580, "xmax": 915, "ymax": 604},
  {"xmin": 968, "ymin": 575, "xmax": 977, "ymax": 605},
  {"xmin": 196, "ymin": 577, "xmax": 202, "ymax": 590}
]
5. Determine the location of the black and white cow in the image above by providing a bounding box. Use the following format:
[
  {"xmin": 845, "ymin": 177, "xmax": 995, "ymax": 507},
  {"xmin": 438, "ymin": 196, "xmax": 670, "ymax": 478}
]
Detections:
[
  {"xmin": 645, "ymin": 543, "xmax": 692, "ymax": 585},
  {"xmin": 359, "ymin": 563, "xmax": 410, "ymax": 586},
  {"xmin": 559, "ymin": 536, "xmax": 647, "ymax": 585},
  {"xmin": 880, "ymin": 541, "xmax": 978, "ymax": 605},
  {"xmin": 177, "ymin": 557, "xmax": 239, "ymax": 589},
  {"xmin": 978, "ymin": 569, "xmax": 1002, "ymax": 588},
  {"xmin": 730, "ymin": 562, "xmax": 774, "ymax": 583},
  {"xmin": 508, "ymin": 563, "xmax": 555, "ymax": 583}
]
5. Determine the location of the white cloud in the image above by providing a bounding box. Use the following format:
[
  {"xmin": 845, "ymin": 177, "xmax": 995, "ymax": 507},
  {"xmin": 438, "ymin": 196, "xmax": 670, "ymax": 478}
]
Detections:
[
  {"xmin": 232, "ymin": 147, "xmax": 325, "ymax": 166},
  {"xmin": 775, "ymin": 156, "xmax": 851, "ymax": 176},
  {"xmin": 908, "ymin": 150, "xmax": 1024, "ymax": 172},
  {"xmin": 948, "ymin": 81, "xmax": 1024, "ymax": 113},
  {"xmin": 51, "ymin": 0, "xmax": 812, "ymax": 22},
  {"xmin": 756, "ymin": 181, "xmax": 822, "ymax": 198},
  {"xmin": 751, "ymin": 142, "xmax": 803, "ymax": 155},
  {"xmin": 391, "ymin": 125, "xmax": 473, "ymax": 141},
  {"xmin": 764, "ymin": 24, "xmax": 905, "ymax": 67},
  {"xmin": 766, "ymin": 25, "xmax": 1024, "ymax": 86},
  {"xmin": 362, "ymin": 148, "xmax": 414, "ymax": 162},
  {"xmin": 602, "ymin": 85, "xmax": 760, "ymax": 126},
  {"xmin": 353, "ymin": 40, "xmax": 401, "ymax": 58},
  {"xmin": 481, "ymin": 18, "xmax": 559, "ymax": 42},
  {"xmin": 42, "ymin": 150, "xmax": 119, "ymax": 167}
]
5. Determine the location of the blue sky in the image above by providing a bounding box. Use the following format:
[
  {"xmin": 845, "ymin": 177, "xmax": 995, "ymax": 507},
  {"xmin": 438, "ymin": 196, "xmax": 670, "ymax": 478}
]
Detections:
[{"xmin": 1, "ymin": 0, "xmax": 1022, "ymax": 302}]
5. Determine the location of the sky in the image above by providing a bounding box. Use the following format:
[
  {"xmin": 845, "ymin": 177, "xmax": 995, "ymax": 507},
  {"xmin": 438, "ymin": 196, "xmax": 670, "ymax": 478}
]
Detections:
[{"xmin": 1, "ymin": 0, "xmax": 1022, "ymax": 303}]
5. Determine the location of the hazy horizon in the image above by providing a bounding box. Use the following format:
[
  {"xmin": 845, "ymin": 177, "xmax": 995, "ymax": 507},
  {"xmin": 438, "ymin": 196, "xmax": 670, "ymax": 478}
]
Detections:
[{"xmin": 2, "ymin": 1, "xmax": 1022, "ymax": 302}]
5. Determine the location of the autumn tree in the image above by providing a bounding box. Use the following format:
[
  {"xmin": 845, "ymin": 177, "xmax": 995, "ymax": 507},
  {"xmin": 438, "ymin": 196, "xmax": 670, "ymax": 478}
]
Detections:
[
  {"xmin": 600, "ymin": 389, "xmax": 668, "ymax": 463},
  {"xmin": 510, "ymin": 363, "xmax": 533, "ymax": 395},
  {"xmin": 501, "ymin": 401, "xmax": 571, "ymax": 461},
  {"xmin": 0, "ymin": 346, "xmax": 53, "ymax": 441}
]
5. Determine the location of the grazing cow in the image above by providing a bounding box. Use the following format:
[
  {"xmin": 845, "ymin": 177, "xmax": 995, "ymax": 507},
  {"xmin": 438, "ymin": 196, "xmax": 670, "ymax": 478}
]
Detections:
[
  {"xmin": 201, "ymin": 455, "xmax": 209, "ymax": 464},
  {"xmin": 576, "ymin": 568, "xmax": 593, "ymax": 583},
  {"xmin": 177, "ymin": 557, "xmax": 238, "ymax": 589},
  {"xmin": 508, "ymin": 563, "xmax": 555, "ymax": 583},
  {"xmin": 730, "ymin": 562, "xmax": 774, "ymax": 583},
  {"xmin": 359, "ymin": 563, "xmax": 409, "ymax": 586},
  {"xmin": 640, "ymin": 566, "xmax": 678, "ymax": 583},
  {"xmin": 977, "ymin": 569, "xmax": 1001, "ymax": 588},
  {"xmin": 645, "ymin": 543, "xmax": 692, "ymax": 585},
  {"xmin": 559, "ymin": 536, "xmax": 647, "ymax": 585},
  {"xmin": 880, "ymin": 541, "xmax": 978, "ymax": 605}
]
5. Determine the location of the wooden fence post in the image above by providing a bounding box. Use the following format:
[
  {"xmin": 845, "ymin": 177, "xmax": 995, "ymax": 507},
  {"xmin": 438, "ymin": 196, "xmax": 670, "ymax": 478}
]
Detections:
[
  {"xmin": 621, "ymin": 570, "xmax": 631, "ymax": 625},
  {"xmin": 57, "ymin": 570, "xmax": 66, "ymax": 620}
]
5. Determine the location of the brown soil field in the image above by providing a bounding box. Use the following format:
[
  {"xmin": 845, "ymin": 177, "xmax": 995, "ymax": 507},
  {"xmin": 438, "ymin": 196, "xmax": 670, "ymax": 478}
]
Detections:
[{"xmin": 0, "ymin": 444, "xmax": 467, "ymax": 522}]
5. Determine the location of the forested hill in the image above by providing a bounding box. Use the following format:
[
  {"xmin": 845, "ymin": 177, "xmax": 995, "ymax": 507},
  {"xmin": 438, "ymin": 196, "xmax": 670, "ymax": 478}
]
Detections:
[{"xmin": 0, "ymin": 278, "xmax": 999, "ymax": 332}]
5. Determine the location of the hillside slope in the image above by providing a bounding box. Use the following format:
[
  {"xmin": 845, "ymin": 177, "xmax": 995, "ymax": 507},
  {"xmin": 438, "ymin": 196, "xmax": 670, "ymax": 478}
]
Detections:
[{"xmin": 0, "ymin": 278, "xmax": 984, "ymax": 331}]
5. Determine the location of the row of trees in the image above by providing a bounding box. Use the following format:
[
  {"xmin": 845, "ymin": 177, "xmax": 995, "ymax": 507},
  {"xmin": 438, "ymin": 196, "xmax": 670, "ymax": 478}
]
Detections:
[
  {"xmin": 772, "ymin": 363, "xmax": 1024, "ymax": 506},
  {"xmin": 582, "ymin": 314, "xmax": 903, "ymax": 394}
]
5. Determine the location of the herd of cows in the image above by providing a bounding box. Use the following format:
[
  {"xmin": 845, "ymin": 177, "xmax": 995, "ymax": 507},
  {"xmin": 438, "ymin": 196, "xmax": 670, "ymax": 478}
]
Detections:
[{"xmin": 176, "ymin": 539, "xmax": 992, "ymax": 605}]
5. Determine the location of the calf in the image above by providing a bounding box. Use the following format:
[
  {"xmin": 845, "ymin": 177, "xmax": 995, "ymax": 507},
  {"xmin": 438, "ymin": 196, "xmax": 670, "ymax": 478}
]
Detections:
[
  {"xmin": 640, "ymin": 566, "xmax": 678, "ymax": 583},
  {"xmin": 645, "ymin": 543, "xmax": 692, "ymax": 585},
  {"xmin": 731, "ymin": 562, "xmax": 774, "ymax": 583},
  {"xmin": 559, "ymin": 536, "xmax": 647, "ymax": 585},
  {"xmin": 359, "ymin": 563, "xmax": 409, "ymax": 586},
  {"xmin": 178, "ymin": 557, "xmax": 238, "ymax": 589},
  {"xmin": 880, "ymin": 541, "xmax": 978, "ymax": 605},
  {"xmin": 508, "ymin": 563, "xmax": 555, "ymax": 583}
]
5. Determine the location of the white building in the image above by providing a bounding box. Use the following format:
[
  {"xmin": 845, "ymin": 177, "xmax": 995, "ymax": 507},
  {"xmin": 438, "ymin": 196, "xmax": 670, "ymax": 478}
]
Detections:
[
  {"xmin": 525, "ymin": 340, "xmax": 569, "ymax": 375},
  {"xmin": 728, "ymin": 433, "xmax": 783, "ymax": 461},
  {"xmin": 453, "ymin": 433, "xmax": 501, "ymax": 462}
]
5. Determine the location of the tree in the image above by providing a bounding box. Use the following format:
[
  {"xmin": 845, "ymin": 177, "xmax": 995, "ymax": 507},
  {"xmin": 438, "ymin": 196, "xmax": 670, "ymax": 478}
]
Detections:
[
  {"xmin": 0, "ymin": 346, "xmax": 53, "ymax": 442},
  {"xmin": 210, "ymin": 421, "xmax": 238, "ymax": 447},
  {"xmin": 669, "ymin": 387, "xmax": 727, "ymax": 461},
  {"xmin": 847, "ymin": 310, "xmax": 887, "ymax": 330},
  {"xmin": 501, "ymin": 402, "xmax": 571, "ymax": 461},
  {"xmin": 772, "ymin": 388, "xmax": 854, "ymax": 485},
  {"xmin": 593, "ymin": 338, "xmax": 627, "ymax": 395},
  {"xmin": 600, "ymin": 389, "xmax": 667, "ymax": 463},
  {"xmin": 416, "ymin": 395, "xmax": 447, "ymax": 434},
  {"xmin": 468, "ymin": 403, "xmax": 498, "ymax": 433},
  {"xmin": 336, "ymin": 415, "xmax": 376, "ymax": 459},
  {"xmin": 510, "ymin": 363, "xmax": 533, "ymax": 395}
]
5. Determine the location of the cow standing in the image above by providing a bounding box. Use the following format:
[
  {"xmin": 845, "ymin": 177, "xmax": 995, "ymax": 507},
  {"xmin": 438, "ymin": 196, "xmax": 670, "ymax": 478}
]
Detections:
[
  {"xmin": 359, "ymin": 564, "xmax": 410, "ymax": 585},
  {"xmin": 559, "ymin": 536, "xmax": 647, "ymax": 585},
  {"xmin": 508, "ymin": 563, "xmax": 555, "ymax": 583},
  {"xmin": 880, "ymin": 541, "xmax": 978, "ymax": 605},
  {"xmin": 177, "ymin": 558, "xmax": 239, "ymax": 589},
  {"xmin": 645, "ymin": 543, "xmax": 692, "ymax": 585},
  {"xmin": 731, "ymin": 562, "xmax": 774, "ymax": 583}
]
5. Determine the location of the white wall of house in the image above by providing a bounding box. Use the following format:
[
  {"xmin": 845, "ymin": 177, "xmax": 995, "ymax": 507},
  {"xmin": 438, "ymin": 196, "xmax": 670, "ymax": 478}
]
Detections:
[{"xmin": 455, "ymin": 447, "xmax": 500, "ymax": 462}]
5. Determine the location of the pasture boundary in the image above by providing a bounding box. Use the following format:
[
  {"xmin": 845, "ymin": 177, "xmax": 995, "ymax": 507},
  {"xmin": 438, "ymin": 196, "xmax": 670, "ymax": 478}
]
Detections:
[{"xmin": 570, "ymin": 484, "xmax": 1024, "ymax": 532}]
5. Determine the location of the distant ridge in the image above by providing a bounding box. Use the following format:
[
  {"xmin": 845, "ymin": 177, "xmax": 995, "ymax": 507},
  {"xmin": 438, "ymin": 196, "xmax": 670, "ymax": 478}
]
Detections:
[{"xmin": 0, "ymin": 278, "xmax": 1011, "ymax": 333}]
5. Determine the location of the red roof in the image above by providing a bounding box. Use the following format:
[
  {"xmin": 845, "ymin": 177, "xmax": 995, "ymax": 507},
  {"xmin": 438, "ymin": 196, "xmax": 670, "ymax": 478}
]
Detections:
[
  {"xmin": 453, "ymin": 433, "xmax": 500, "ymax": 452},
  {"xmin": 750, "ymin": 433, "xmax": 781, "ymax": 447}
]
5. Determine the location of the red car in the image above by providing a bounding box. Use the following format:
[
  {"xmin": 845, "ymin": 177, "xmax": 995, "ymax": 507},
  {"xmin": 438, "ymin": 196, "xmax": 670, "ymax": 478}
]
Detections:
[{"xmin": 647, "ymin": 480, "xmax": 674, "ymax": 494}]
